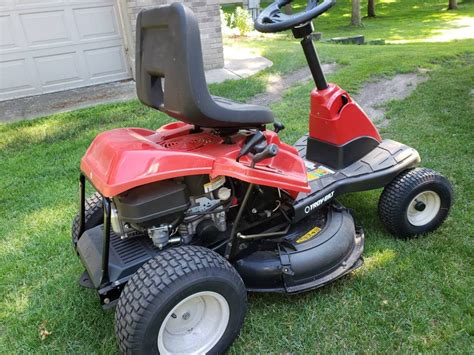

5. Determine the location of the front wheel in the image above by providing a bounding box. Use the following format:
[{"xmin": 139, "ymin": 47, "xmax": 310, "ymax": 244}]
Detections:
[
  {"xmin": 115, "ymin": 246, "xmax": 247, "ymax": 354},
  {"xmin": 378, "ymin": 168, "xmax": 453, "ymax": 238}
]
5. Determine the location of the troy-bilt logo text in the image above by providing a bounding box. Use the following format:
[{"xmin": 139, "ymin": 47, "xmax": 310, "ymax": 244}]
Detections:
[{"xmin": 304, "ymin": 191, "xmax": 335, "ymax": 214}]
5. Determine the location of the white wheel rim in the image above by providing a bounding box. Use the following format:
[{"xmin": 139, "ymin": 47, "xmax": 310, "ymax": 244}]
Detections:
[
  {"xmin": 407, "ymin": 190, "xmax": 441, "ymax": 226},
  {"xmin": 157, "ymin": 291, "xmax": 230, "ymax": 354}
]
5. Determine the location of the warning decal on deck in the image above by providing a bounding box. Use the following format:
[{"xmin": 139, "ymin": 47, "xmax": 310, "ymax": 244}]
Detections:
[
  {"xmin": 296, "ymin": 226, "xmax": 322, "ymax": 244},
  {"xmin": 304, "ymin": 161, "xmax": 335, "ymax": 181}
]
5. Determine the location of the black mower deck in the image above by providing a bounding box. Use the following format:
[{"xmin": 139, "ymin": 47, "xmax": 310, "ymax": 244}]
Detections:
[
  {"xmin": 77, "ymin": 205, "xmax": 364, "ymax": 304},
  {"xmin": 292, "ymin": 136, "xmax": 421, "ymax": 222},
  {"xmin": 235, "ymin": 206, "xmax": 364, "ymax": 293}
]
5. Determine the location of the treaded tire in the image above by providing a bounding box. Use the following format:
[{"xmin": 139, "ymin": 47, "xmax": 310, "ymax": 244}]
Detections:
[
  {"xmin": 378, "ymin": 168, "xmax": 453, "ymax": 238},
  {"xmin": 115, "ymin": 245, "xmax": 247, "ymax": 355},
  {"xmin": 71, "ymin": 192, "xmax": 103, "ymax": 250}
]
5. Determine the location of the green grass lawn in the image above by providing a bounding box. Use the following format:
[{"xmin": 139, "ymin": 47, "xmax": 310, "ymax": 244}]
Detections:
[
  {"xmin": 1, "ymin": 0, "xmax": 473, "ymax": 353},
  {"xmin": 224, "ymin": 0, "xmax": 474, "ymax": 42}
]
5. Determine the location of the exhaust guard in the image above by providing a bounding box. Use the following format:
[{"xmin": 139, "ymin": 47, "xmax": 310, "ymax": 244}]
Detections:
[{"xmin": 235, "ymin": 206, "xmax": 364, "ymax": 293}]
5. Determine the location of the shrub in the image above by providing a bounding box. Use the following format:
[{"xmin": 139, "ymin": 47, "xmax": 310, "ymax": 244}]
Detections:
[
  {"xmin": 220, "ymin": 8, "xmax": 233, "ymax": 30},
  {"xmin": 234, "ymin": 6, "xmax": 253, "ymax": 36}
]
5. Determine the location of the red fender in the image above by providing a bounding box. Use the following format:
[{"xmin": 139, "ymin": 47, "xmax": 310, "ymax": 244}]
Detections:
[{"xmin": 81, "ymin": 122, "xmax": 310, "ymax": 197}]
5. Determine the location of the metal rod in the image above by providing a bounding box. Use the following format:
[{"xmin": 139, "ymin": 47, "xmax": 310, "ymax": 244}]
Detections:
[
  {"xmin": 237, "ymin": 224, "xmax": 291, "ymax": 240},
  {"xmin": 100, "ymin": 197, "xmax": 111, "ymax": 286},
  {"xmin": 225, "ymin": 183, "xmax": 254, "ymax": 259},
  {"xmin": 300, "ymin": 35, "xmax": 328, "ymax": 91},
  {"xmin": 78, "ymin": 174, "xmax": 86, "ymax": 240}
]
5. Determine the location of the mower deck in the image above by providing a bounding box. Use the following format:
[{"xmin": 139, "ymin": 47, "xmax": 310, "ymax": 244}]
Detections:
[
  {"xmin": 292, "ymin": 137, "xmax": 421, "ymax": 222},
  {"xmin": 235, "ymin": 205, "xmax": 364, "ymax": 293},
  {"xmin": 77, "ymin": 205, "xmax": 364, "ymax": 306}
]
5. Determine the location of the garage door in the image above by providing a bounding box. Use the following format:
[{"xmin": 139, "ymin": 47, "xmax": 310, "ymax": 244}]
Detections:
[{"xmin": 0, "ymin": 0, "xmax": 131, "ymax": 101}]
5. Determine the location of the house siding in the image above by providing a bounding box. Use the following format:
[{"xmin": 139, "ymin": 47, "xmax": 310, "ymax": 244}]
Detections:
[{"xmin": 126, "ymin": 0, "xmax": 224, "ymax": 70}]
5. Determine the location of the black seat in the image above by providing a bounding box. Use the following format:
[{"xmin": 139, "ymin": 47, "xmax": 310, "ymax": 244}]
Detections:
[{"xmin": 135, "ymin": 3, "xmax": 274, "ymax": 129}]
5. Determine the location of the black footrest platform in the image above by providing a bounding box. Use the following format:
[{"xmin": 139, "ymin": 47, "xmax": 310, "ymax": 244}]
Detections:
[{"xmin": 292, "ymin": 137, "xmax": 420, "ymax": 222}]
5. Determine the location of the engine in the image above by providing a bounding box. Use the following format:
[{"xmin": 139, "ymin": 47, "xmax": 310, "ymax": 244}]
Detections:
[{"xmin": 110, "ymin": 176, "xmax": 231, "ymax": 249}]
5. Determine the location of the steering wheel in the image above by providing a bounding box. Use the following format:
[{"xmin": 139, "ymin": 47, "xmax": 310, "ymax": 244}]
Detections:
[{"xmin": 255, "ymin": 0, "xmax": 336, "ymax": 33}]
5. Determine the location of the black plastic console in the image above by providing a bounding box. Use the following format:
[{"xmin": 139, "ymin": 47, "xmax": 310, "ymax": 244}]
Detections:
[{"xmin": 306, "ymin": 135, "xmax": 380, "ymax": 170}]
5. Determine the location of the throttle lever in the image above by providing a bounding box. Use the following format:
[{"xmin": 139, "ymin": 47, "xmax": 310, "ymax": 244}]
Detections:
[
  {"xmin": 237, "ymin": 131, "xmax": 266, "ymax": 161},
  {"xmin": 251, "ymin": 143, "xmax": 279, "ymax": 168}
]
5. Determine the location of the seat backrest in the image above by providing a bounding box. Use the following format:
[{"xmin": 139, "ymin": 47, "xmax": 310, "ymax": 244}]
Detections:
[{"xmin": 136, "ymin": 3, "xmax": 213, "ymax": 123}]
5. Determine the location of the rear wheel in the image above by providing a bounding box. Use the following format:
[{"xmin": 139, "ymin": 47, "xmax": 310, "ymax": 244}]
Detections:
[
  {"xmin": 378, "ymin": 168, "xmax": 453, "ymax": 238},
  {"xmin": 71, "ymin": 192, "xmax": 103, "ymax": 250},
  {"xmin": 115, "ymin": 246, "xmax": 247, "ymax": 354}
]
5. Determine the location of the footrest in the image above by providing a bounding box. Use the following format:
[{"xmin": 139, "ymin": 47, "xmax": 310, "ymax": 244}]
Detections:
[{"xmin": 292, "ymin": 137, "xmax": 421, "ymax": 222}]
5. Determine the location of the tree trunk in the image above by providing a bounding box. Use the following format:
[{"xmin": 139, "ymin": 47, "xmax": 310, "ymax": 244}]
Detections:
[
  {"xmin": 351, "ymin": 0, "xmax": 361, "ymax": 26},
  {"xmin": 448, "ymin": 0, "xmax": 458, "ymax": 10},
  {"xmin": 368, "ymin": 0, "xmax": 376, "ymax": 17}
]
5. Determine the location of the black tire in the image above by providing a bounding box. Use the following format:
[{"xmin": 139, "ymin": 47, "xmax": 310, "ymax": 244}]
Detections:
[
  {"xmin": 71, "ymin": 192, "xmax": 103, "ymax": 249},
  {"xmin": 115, "ymin": 246, "xmax": 247, "ymax": 355},
  {"xmin": 378, "ymin": 168, "xmax": 453, "ymax": 238}
]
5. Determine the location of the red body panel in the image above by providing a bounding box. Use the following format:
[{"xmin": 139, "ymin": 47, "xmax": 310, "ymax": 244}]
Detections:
[
  {"xmin": 81, "ymin": 84, "xmax": 383, "ymax": 198},
  {"xmin": 309, "ymin": 84, "xmax": 381, "ymax": 145},
  {"xmin": 81, "ymin": 122, "xmax": 310, "ymax": 197}
]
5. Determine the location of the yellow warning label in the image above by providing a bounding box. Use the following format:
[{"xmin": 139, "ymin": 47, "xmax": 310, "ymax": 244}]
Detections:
[
  {"xmin": 296, "ymin": 226, "xmax": 321, "ymax": 244},
  {"xmin": 306, "ymin": 164, "xmax": 335, "ymax": 181},
  {"xmin": 306, "ymin": 172, "xmax": 320, "ymax": 181}
]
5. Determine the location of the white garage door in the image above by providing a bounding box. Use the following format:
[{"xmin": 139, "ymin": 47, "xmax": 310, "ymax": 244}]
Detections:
[{"xmin": 0, "ymin": 0, "xmax": 131, "ymax": 101}]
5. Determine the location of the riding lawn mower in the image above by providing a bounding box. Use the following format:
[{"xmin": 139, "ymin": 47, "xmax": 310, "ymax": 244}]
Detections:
[{"xmin": 72, "ymin": 1, "xmax": 453, "ymax": 353}]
